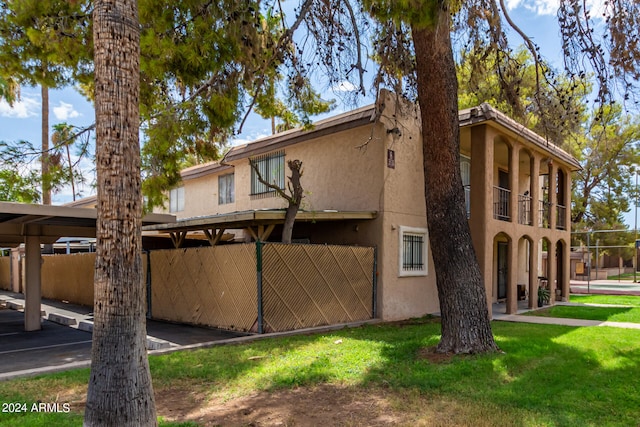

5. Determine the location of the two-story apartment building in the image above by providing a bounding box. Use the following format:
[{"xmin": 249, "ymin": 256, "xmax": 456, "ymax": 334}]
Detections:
[{"xmin": 149, "ymin": 90, "xmax": 580, "ymax": 320}]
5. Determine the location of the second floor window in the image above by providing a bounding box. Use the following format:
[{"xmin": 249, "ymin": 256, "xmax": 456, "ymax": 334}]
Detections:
[
  {"xmin": 218, "ymin": 173, "xmax": 235, "ymax": 204},
  {"xmin": 250, "ymin": 150, "xmax": 285, "ymax": 196},
  {"xmin": 169, "ymin": 186, "xmax": 185, "ymax": 212}
]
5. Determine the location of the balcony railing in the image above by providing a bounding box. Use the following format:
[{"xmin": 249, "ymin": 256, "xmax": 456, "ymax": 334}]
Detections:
[
  {"xmin": 518, "ymin": 195, "xmax": 532, "ymax": 225},
  {"xmin": 493, "ymin": 186, "xmax": 510, "ymax": 221},
  {"xmin": 539, "ymin": 200, "xmax": 550, "ymax": 228},
  {"xmin": 557, "ymin": 204, "xmax": 566, "ymax": 230}
]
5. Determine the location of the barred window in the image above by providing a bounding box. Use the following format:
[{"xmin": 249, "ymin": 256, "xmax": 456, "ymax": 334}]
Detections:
[
  {"xmin": 218, "ymin": 173, "xmax": 235, "ymax": 205},
  {"xmin": 399, "ymin": 226, "xmax": 428, "ymax": 277},
  {"xmin": 169, "ymin": 186, "xmax": 184, "ymax": 213},
  {"xmin": 250, "ymin": 150, "xmax": 285, "ymax": 197}
]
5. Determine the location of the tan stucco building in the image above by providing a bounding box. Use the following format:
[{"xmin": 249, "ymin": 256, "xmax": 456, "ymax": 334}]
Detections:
[{"xmin": 151, "ymin": 90, "xmax": 580, "ymax": 320}]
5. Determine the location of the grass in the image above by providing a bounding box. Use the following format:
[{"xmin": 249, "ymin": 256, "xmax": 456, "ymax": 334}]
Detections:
[
  {"xmin": 569, "ymin": 294, "xmax": 640, "ymax": 306},
  {"xmin": 1, "ymin": 319, "xmax": 640, "ymax": 426},
  {"xmin": 528, "ymin": 305, "xmax": 640, "ymax": 322},
  {"xmin": 604, "ymin": 272, "xmax": 638, "ymax": 280},
  {"xmin": 529, "ymin": 294, "xmax": 640, "ymax": 322}
]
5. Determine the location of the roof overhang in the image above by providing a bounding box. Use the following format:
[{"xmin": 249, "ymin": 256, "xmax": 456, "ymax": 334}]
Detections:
[
  {"xmin": 143, "ymin": 209, "xmax": 378, "ymax": 234},
  {"xmin": 459, "ymin": 103, "xmax": 582, "ymax": 171},
  {"xmin": 0, "ymin": 201, "xmax": 175, "ymax": 247}
]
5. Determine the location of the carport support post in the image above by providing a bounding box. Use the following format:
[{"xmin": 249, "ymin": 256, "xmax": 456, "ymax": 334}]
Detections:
[{"xmin": 24, "ymin": 235, "xmax": 42, "ymax": 331}]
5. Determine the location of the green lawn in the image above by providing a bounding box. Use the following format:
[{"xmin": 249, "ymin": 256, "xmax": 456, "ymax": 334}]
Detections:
[
  {"xmin": 570, "ymin": 294, "xmax": 640, "ymax": 306},
  {"xmin": 1, "ymin": 319, "xmax": 640, "ymax": 426},
  {"xmin": 604, "ymin": 272, "xmax": 639, "ymax": 280},
  {"xmin": 528, "ymin": 305, "xmax": 640, "ymax": 322}
]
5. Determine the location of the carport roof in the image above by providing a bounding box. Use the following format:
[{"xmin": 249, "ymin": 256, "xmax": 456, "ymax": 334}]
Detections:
[
  {"xmin": 0, "ymin": 201, "xmax": 175, "ymax": 247},
  {"xmin": 142, "ymin": 209, "xmax": 377, "ymax": 234}
]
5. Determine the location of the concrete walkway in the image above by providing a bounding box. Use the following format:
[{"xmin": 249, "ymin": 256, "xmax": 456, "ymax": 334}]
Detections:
[{"xmin": 492, "ymin": 301, "xmax": 640, "ymax": 330}]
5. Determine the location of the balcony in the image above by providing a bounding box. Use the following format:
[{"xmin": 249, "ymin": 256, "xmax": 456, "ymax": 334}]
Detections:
[
  {"xmin": 557, "ymin": 204, "xmax": 566, "ymax": 230},
  {"xmin": 539, "ymin": 200, "xmax": 550, "ymax": 228},
  {"xmin": 518, "ymin": 195, "xmax": 532, "ymax": 225},
  {"xmin": 493, "ymin": 186, "xmax": 510, "ymax": 221}
]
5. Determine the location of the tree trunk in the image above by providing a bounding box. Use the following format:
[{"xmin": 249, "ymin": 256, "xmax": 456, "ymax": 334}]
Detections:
[
  {"xmin": 85, "ymin": 1, "xmax": 157, "ymax": 426},
  {"xmin": 41, "ymin": 84, "xmax": 50, "ymax": 205},
  {"xmin": 281, "ymin": 160, "xmax": 303, "ymax": 244},
  {"xmin": 412, "ymin": 5, "xmax": 498, "ymax": 354}
]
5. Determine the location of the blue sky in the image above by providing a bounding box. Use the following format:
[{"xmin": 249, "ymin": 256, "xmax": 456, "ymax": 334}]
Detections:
[{"xmin": 4, "ymin": 0, "xmax": 631, "ymax": 224}]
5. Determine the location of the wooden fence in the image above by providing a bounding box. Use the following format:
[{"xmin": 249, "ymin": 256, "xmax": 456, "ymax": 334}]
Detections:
[
  {"xmin": 0, "ymin": 257, "xmax": 9, "ymax": 290},
  {"xmin": 8, "ymin": 243, "xmax": 376, "ymax": 333}
]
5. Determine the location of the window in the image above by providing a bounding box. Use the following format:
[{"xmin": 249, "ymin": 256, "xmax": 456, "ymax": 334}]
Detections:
[
  {"xmin": 250, "ymin": 150, "xmax": 285, "ymax": 197},
  {"xmin": 169, "ymin": 186, "xmax": 184, "ymax": 212},
  {"xmin": 218, "ymin": 173, "xmax": 235, "ymax": 204},
  {"xmin": 399, "ymin": 226, "xmax": 428, "ymax": 277},
  {"xmin": 460, "ymin": 155, "xmax": 471, "ymax": 218}
]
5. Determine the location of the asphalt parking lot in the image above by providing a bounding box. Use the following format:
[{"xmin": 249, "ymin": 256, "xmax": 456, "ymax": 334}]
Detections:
[
  {"xmin": 0, "ymin": 307, "xmax": 93, "ymax": 374},
  {"xmin": 0, "ymin": 293, "xmax": 246, "ymax": 379}
]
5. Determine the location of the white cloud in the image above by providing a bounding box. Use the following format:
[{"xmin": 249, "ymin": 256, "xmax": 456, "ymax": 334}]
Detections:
[
  {"xmin": 53, "ymin": 101, "xmax": 80, "ymax": 121},
  {"xmin": 331, "ymin": 80, "xmax": 357, "ymax": 92},
  {"xmin": 231, "ymin": 130, "xmax": 271, "ymax": 147},
  {"xmin": 0, "ymin": 96, "xmax": 40, "ymax": 119},
  {"xmin": 506, "ymin": 0, "xmax": 607, "ymax": 17}
]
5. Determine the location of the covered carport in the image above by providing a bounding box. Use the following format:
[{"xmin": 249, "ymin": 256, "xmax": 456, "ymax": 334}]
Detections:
[
  {"xmin": 142, "ymin": 209, "xmax": 378, "ymax": 248},
  {"xmin": 0, "ymin": 201, "xmax": 174, "ymax": 331}
]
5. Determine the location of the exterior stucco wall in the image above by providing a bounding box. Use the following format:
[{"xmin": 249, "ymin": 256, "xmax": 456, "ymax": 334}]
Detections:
[
  {"xmin": 468, "ymin": 123, "xmax": 574, "ymax": 305},
  {"xmin": 167, "ymin": 123, "xmax": 387, "ymax": 219},
  {"xmin": 152, "ymin": 99, "xmax": 578, "ymax": 322},
  {"xmin": 378, "ymin": 96, "xmax": 439, "ymax": 320}
]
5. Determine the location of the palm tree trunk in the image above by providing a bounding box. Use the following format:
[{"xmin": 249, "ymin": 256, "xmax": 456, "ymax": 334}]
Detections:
[
  {"xmin": 85, "ymin": 0, "xmax": 157, "ymax": 425},
  {"xmin": 41, "ymin": 84, "xmax": 50, "ymax": 205}
]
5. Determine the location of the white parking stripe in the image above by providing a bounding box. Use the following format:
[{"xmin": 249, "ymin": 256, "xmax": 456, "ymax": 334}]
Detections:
[
  {"xmin": 0, "ymin": 332, "xmax": 21, "ymax": 337},
  {"xmin": 0, "ymin": 340, "xmax": 92, "ymax": 355}
]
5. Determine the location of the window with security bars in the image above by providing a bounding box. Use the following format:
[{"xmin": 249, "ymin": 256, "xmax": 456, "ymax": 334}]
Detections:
[
  {"xmin": 218, "ymin": 173, "xmax": 235, "ymax": 204},
  {"xmin": 399, "ymin": 226, "xmax": 428, "ymax": 277},
  {"xmin": 250, "ymin": 150, "xmax": 285, "ymax": 197}
]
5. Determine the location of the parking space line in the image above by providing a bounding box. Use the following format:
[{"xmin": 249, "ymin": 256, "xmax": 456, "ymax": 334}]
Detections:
[
  {"xmin": 0, "ymin": 340, "xmax": 93, "ymax": 355},
  {"xmin": 0, "ymin": 332, "xmax": 21, "ymax": 337}
]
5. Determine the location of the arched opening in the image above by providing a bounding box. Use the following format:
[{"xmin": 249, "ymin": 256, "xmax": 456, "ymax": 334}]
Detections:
[
  {"xmin": 539, "ymin": 159, "xmax": 551, "ymax": 228},
  {"xmin": 538, "ymin": 237, "xmax": 552, "ymax": 306},
  {"xmin": 518, "ymin": 235, "xmax": 533, "ymax": 308},
  {"xmin": 556, "ymin": 239, "xmax": 568, "ymax": 301},
  {"xmin": 493, "ymin": 137, "xmax": 511, "ymax": 221},
  {"xmin": 493, "ymin": 232, "xmax": 521, "ymax": 314},
  {"xmin": 518, "ymin": 149, "xmax": 533, "ymax": 225},
  {"xmin": 556, "ymin": 168, "xmax": 567, "ymax": 230}
]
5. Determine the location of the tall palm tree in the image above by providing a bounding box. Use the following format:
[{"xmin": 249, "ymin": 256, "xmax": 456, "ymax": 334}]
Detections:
[{"xmin": 84, "ymin": 0, "xmax": 157, "ymax": 425}]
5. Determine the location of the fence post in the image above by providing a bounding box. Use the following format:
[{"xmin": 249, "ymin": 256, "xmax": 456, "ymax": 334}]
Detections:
[
  {"xmin": 256, "ymin": 240, "xmax": 264, "ymax": 334},
  {"xmin": 372, "ymin": 246, "xmax": 378, "ymax": 319}
]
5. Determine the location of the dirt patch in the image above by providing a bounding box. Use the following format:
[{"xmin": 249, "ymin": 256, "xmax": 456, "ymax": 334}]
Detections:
[
  {"xmin": 385, "ymin": 317, "xmax": 440, "ymax": 328},
  {"xmin": 416, "ymin": 346, "xmax": 456, "ymax": 364},
  {"xmin": 155, "ymin": 384, "xmax": 406, "ymax": 426}
]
